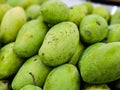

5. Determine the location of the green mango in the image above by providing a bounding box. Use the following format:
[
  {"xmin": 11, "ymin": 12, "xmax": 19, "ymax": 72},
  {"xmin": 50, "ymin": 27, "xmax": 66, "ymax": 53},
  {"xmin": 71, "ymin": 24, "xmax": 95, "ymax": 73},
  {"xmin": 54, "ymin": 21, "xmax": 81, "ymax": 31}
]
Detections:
[
  {"xmin": 39, "ymin": 21, "xmax": 79, "ymax": 67},
  {"xmin": 0, "ymin": 7, "xmax": 27, "ymax": 44},
  {"xmin": 43, "ymin": 64, "xmax": 80, "ymax": 90},
  {"xmin": 0, "ymin": 4, "xmax": 11, "ymax": 23},
  {"xmin": 82, "ymin": 2, "xmax": 93, "ymax": 14},
  {"xmin": 13, "ymin": 18, "xmax": 48, "ymax": 58},
  {"xmin": 80, "ymin": 14, "xmax": 108, "ymax": 44},
  {"xmin": 83, "ymin": 84, "xmax": 110, "ymax": 90},
  {"xmin": 0, "ymin": 42, "xmax": 24, "ymax": 79},
  {"xmin": 92, "ymin": 6, "xmax": 110, "ymax": 22},
  {"xmin": 7, "ymin": 0, "xmax": 41, "ymax": 9},
  {"xmin": 26, "ymin": 5, "xmax": 41, "ymax": 20},
  {"xmin": 105, "ymin": 24, "xmax": 120, "ymax": 42},
  {"xmin": 110, "ymin": 10, "xmax": 120, "ymax": 25},
  {"xmin": 20, "ymin": 85, "xmax": 42, "ymax": 90},
  {"xmin": 0, "ymin": 80, "xmax": 10, "ymax": 90},
  {"xmin": 12, "ymin": 55, "xmax": 52, "ymax": 90},
  {"xmin": 68, "ymin": 42, "xmax": 85, "ymax": 65},
  {"xmin": 79, "ymin": 42, "xmax": 120, "ymax": 84},
  {"xmin": 69, "ymin": 4, "xmax": 88, "ymax": 26},
  {"xmin": 41, "ymin": 0, "xmax": 69, "ymax": 25}
]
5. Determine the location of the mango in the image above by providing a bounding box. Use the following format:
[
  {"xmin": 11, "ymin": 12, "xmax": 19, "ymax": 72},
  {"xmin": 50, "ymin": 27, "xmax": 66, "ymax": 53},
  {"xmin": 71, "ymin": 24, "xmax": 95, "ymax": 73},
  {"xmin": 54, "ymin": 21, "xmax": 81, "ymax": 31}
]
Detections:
[
  {"xmin": 0, "ymin": 7, "xmax": 26, "ymax": 44},
  {"xmin": 12, "ymin": 55, "xmax": 52, "ymax": 90},
  {"xmin": 43, "ymin": 64, "xmax": 80, "ymax": 90},
  {"xmin": 41, "ymin": 0, "xmax": 69, "ymax": 25},
  {"xmin": 39, "ymin": 21, "xmax": 79, "ymax": 67},
  {"xmin": 105, "ymin": 24, "xmax": 120, "ymax": 42},
  {"xmin": 82, "ymin": 2, "xmax": 93, "ymax": 14},
  {"xmin": 69, "ymin": 42, "xmax": 85, "ymax": 65},
  {"xmin": 20, "ymin": 85, "xmax": 42, "ymax": 90},
  {"xmin": 0, "ymin": 3, "xmax": 11, "ymax": 23},
  {"xmin": 13, "ymin": 18, "xmax": 48, "ymax": 58},
  {"xmin": 0, "ymin": 42, "xmax": 24, "ymax": 79},
  {"xmin": 69, "ymin": 4, "xmax": 88, "ymax": 26},
  {"xmin": 0, "ymin": 80, "xmax": 10, "ymax": 90},
  {"xmin": 92, "ymin": 6, "xmax": 110, "ymax": 21},
  {"xmin": 26, "ymin": 5, "xmax": 41, "ymax": 20},
  {"xmin": 110, "ymin": 10, "xmax": 120, "ymax": 25},
  {"xmin": 83, "ymin": 84, "xmax": 110, "ymax": 90},
  {"xmin": 79, "ymin": 42, "xmax": 120, "ymax": 84},
  {"xmin": 79, "ymin": 14, "xmax": 108, "ymax": 44},
  {"xmin": 7, "ymin": 0, "xmax": 41, "ymax": 9}
]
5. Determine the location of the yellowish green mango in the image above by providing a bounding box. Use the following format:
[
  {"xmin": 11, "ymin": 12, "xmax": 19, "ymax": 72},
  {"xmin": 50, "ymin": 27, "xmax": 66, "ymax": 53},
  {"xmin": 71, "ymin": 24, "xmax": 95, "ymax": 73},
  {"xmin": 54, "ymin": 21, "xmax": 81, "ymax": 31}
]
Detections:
[
  {"xmin": 0, "ymin": 0, "xmax": 6, "ymax": 4},
  {"xmin": 0, "ymin": 7, "xmax": 26, "ymax": 44},
  {"xmin": 41, "ymin": 0, "xmax": 69, "ymax": 25},
  {"xmin": 13, "ymin": 18, "xmax": 48, "ymax": 58},
  {"xmin": 110, "ymin": 10, "xmax": 120, "ymax": 24},
  {"xmin": 39, "ymin": 22, "xmax": 79, "ymax": 67},
  {"xmin": 12, "ymin": 55, "xmax": 52, "ymax": 90},
  {"xmin": 80, "ymin": 14, "xmax": 108, "ymax": 44},
  {"xmin": 92, "ymin": 6, "xmax": 110, "ymax": 21},
  {"xmin": 69, "ymin": 4, "xmax": 88, "ymax": 26},
  {"xmin": 7, "ymin": 0, "xmax": 41, "ymax": 9},
  {"xmin": 26, "ymin": 5, "xmax": 41, "ymax": 20},
  {"xmin": 43, "ymin": 64, "xmax": 80, "ymax": 90},
  {"xmin": 0, "ymin": 3, "xmax": 11, "ymax": 23},
  {"xmin": 79, "ymin": 42, "xmax": 120, "ymax": 84},
  {"xmin": 0, "ymin": 80, "xmax": 10, "ymax": 90},
  {"xmin": 82, "ymin": 2, "xmax": 93, "ymax": 14},
  {"xmin": 20, "ymin": 85, "xmax": 42, "ymax": 90},
  {"xmin": 0, "ymin": 42, "xmax": 24, "ymax": 79},
  {"xmin": 105, "ymin": 24, "xmax": 120, "ymax": 42},
  {"xmin": 69, "ymin": 42, "xmax": 85, "ymax": 65},
  {"xmin": 83, "ymin": 84, "xmax": 110, "ymax": 90}
]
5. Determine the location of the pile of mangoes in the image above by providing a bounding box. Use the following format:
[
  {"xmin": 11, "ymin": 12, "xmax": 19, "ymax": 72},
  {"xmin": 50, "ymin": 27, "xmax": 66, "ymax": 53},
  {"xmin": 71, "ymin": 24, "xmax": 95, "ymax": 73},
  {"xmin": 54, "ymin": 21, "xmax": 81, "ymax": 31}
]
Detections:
[{"xmin": 0, "ymin": 0, "xmax": 120, "ymax": 90}]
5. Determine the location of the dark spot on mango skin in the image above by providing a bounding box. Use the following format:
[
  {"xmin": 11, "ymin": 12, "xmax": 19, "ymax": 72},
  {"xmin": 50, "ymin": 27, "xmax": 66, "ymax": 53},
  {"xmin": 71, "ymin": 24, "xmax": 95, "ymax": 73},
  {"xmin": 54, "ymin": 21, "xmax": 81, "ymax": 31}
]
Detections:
[
  {"xmin": 85, "ymin": 30, "xmax": 91, "ymax": 36},
  {"xmin": 42, "ymin": 52, "xmax": 44, "ymax": 56},
  {"xmin": 96, "ymin": 21, "xmax": 101, "ymax": 26}
]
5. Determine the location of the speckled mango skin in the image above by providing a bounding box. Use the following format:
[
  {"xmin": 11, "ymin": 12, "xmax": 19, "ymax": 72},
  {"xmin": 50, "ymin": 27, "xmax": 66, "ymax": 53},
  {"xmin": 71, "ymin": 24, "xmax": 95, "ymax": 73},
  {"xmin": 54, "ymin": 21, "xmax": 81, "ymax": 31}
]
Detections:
[
  {"xmin": 13, "ymin": 19, "xmax": 48, "ymax": 58},
  {"xmin": 0, "ymin": 42, "xmax": 24, "ymax": 79},
  {"xmin": 12, "ymin": 55, "xmax": 51, "ymax": 90},
  {"xmin": 43, "ymin": 64, "xmax": 80, "ymax": 90},
  {"xmin": 79, "ymin": 42, "xmax": 120, "ymax": 84},
  {"xmin": 0, "ymin": 7, "xmax": 26, "ymax": 44},
  {"xmin": 39, "ymin": 22, "xmax": 79, "ymax": 67},
  {"xmin": 20, "ymin": 85, "xmax": 42, "ymax": 90}
]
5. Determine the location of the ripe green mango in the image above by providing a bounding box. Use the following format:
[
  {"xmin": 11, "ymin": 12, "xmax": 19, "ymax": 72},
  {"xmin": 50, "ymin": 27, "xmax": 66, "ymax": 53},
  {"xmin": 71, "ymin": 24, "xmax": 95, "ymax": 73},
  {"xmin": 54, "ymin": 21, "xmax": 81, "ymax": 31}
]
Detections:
[
  {"xmin": 0, "ymin": 7, "xmax": 26, "ymax": 44},
  {"xmin": 13, "ymin": 18, "xmax": 48, "ymax": 58},
  {"xmin": 68, "ymin": 42, "xmax": 85, "ymax": 65},
  {"xmin": 0, "ymin": 80, "xmax": 10, "ymax": 90},
  {"xmin": 82, "ymin": 2, "xmax": 93, "ymax": 14},
  {"xmin": 110, "ymin": 10, "xmax": 120, "ymax": 24},
  {"xmin": 20, "ymin": 85, "xmax": 42, "ymax": 90},
  {"xmin": 0, "ymin": 4, "xmax": 11, "ymax": 23},
  {"xmin": 69, "ymin": 4, "xmax": 88, "ymax": 26},
  {"xmin": 41, "ymin": 0, "xmax": 69, "ymax": 25},
  {"xmin": 105, "ymin": 24, "xmax": 120, "ymax": 42},
  {"xmin": 43, "ymin": 64, "xmax": 80, "ymax": 90},
  {"xmin": 83, "ymin": 84, "xmax": 110, "ymax": 90},
  {"xmin": 12, "ymin": 55, "xmax": 52, "ymax": 90},
  {"xmin": 0, "ymin": 42, "xmax": 24, "ymax": 79},
  {"xmin": 79, "ymin": 42, "xmax": 120, "ymax": 84},
  {"xmin": 39, "ymin": 22, "xmax": 79, "ymax": 67},
  {"xmin": 80, "ymin": 14, "xmax": 108, "ymax": 44}
]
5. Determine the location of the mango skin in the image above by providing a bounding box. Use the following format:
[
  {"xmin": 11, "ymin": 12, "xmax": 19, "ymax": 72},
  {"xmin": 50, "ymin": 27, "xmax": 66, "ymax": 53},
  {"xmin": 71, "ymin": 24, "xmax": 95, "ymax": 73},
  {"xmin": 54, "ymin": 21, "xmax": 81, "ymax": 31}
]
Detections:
[
  {"xmin": 39, "ymin": 22, "xmax": 79, "ymax": 67},
  {"xmin": 80, "ymin": 14, "xmax": 108, "ymax": 44},
  {"xmin": 12, "ymin": 55, "xmax": 52, "ymax": 90},
  {"xmin": 79, "ymin": 42, "xmax": 120, "ymax": 84},
  {"xmin": 105, "ymin": 24, "xmax": 120, "ymax": 42},
  {"xmin": 41, "ymin": 0, "xmax": 69, "ymax": 25},
  {"xmin": 43, "ymin": 64, "xmax": 80, "ymax": 90},
  {"xmin": 20, "ymin": 85, "xmax": 42, "ymax": 90},
  {"xmin": 13, "ymin": 19, "xmax": 48, "ymax": 58},
  {"xmin": 0, "ymin": 80, "xmax": 10, "ymax": 90},
  {"xmin": 0, "ymin": 42, "xmax": 24, "ymax": 79},
  {"xmin": 0, "ymin": 4, "xmax": 11, "ymax": 23},
  {"xmin": 0, "ymin": 7, "xmax": 27, "ymax": 44}
]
